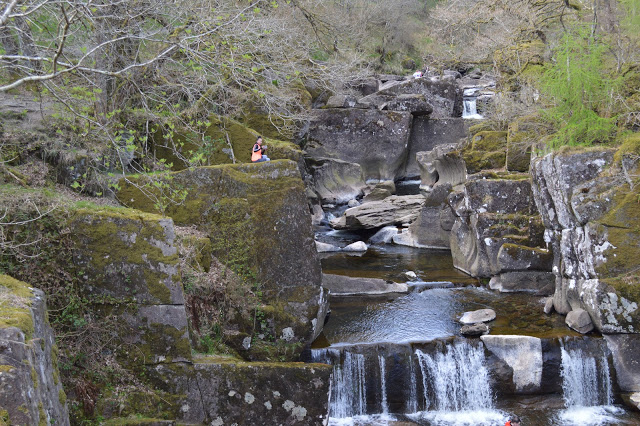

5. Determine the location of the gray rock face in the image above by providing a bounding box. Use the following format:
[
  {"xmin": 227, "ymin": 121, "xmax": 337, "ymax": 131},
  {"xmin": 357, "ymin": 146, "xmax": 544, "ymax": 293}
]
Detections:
[
  {"xmin": 459, "ymin": 308, "xmax": 496, "ymax": 324},
  {"xmin": 325, "ymin": 94, "xmax": 357, "ymax": 108},
  {"xmin": 119, "ymin": 161, "xmax": 327, "ymax": 351},
  {"xmin": 448, "ymin": 177, "xmax": 547, "ymax": 279},
  {"xmin": 306, "ymin": 157, "xmax": 366, "ymax": 204},
  {"xmin": 531, "ymin": 149, "xmax": 615, "ymax": 230},
  {"xmin": 605, "ymin": 334, "xmax": 640, "ymax": 392},
  {"xmin": 363, "ymin": 180, "xmax": 396, "ymax": 202},
  {"xmin": 305, "ymin": 108, "xmax": 412, "ymax": 180},
  {"xmin": 416, "ymin": 143, "xmax": 467, "ymax": 189},
  {"xmin": 322, "ymin": 274, "xmax": 408, "ymax": 295},
  {"xmin": 193, "ymin": 361, "xmax": 332, "ymax": 425},
  {"xmin": 464, "ymin": 178, "xmax": 535, "ymax": 215},
  {"xmin": 530, "ymin": 149, "xmax": 640, "ymax": 333},
  {"xmin": 393, "ymin": 205, "xmax": 451, "ymax": 249},
  {"xmin": 481, "ymin": 335, "xmax": 543, "ymax": 393},
  {"xmin": 497, "ymin": 244, "xmax": 553, "ymax": 272},
  {"xmin": 384, "ymin": 94, "xmax": 433, "ymax": 116},
  {"xmin": 369, "ymin": 226, "xmax": 400, "ymax": 244},
  {"xmin": 70, "ymin": 210, "xmax": 192, "ymax": 366},
  {"xmin": 330, "ymin": 195, "xmax": 425, "ymax": 230},
  {"xmin": 489, "ymin": 271, "xmax": 555, "ymax": 295},
  {"xmin": 376, "ymin": 77, "xmax": 463, "ymax": 118},
  {"xmin": 0, "ymin": 276, "xmax": 70, "ymax": 425},
  {"xmin": 565, "ymin": 309, "xmax": 594, "ymax": 334}
]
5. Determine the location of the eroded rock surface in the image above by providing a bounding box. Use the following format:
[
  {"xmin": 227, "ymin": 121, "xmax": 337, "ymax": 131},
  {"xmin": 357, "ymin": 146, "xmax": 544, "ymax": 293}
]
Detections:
[{"xmin": 0, "ymin": 276, "xmax": 70, "ymax": 425}]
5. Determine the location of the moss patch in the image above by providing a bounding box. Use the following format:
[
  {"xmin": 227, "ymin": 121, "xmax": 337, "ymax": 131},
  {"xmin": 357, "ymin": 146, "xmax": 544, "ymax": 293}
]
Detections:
[{"xmin": 0, "ymin": 275, "xmax": 34, "ymax": 339}]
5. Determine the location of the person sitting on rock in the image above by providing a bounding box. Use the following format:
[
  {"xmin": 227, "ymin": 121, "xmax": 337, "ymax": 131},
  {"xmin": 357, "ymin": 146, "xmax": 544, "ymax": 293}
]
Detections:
[{"xmin": 251, "ymin": 136, "xmax": 270, "ymax": 163}]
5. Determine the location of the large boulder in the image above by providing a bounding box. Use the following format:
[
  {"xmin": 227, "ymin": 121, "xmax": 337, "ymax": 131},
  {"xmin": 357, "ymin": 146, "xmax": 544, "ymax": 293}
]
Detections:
[
  {"xmin": 407, "ymin": 118, "xmax": 469, "ymax": 180},
  {"xmin": 605, "ymin": 334, "xmax": 640, "ymax": 392},
  {"xmin": 305, "ymin": 157, "xmax": 366, "ymax": 204},
  {"xmin": 530, "ymin": 148, "xmax": 640, "ymax": 333},
  {"xmin": 0, "ymin": 275, "xmax": 70, "ymax": 425},
  {"xmin": 117, "ymin": 161, "xmax": 327, "ymax": 356},
  {"xmin": 305, "ymin": 108, "xmax": 412, "ymax": 180},
  {"xmin": 417, "ymin": 143, "xmax": 467, "ymax": 190},
  {"xmin": 322, "ymin": 274, "xmax": 408, "ymax": 295},
  {"xmin": 481, "ymin": 335, "xmax": 543, "ymax": 393},
  {"xmin": 70, "ymin": 208, "xmax": 192, "ymax": 366},
  {"xmin": 330, "ymin": 195, "xmax": 425, "ymax": 230},
  {"xmin": 374, "ymin": 77, "xmax": 463, "ymax": 118}
]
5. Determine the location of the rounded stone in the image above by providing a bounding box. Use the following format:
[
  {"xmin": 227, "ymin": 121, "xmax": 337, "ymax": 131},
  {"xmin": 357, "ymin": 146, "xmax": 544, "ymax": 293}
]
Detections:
[{"xmin": 459, "ymin": 308, "xmax": 496, "ymax": 324}]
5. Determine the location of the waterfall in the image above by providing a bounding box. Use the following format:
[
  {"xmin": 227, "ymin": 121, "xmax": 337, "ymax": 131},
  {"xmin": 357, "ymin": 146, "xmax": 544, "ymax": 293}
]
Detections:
[
  {"xmin": 378, "ymin": 354, "xmax": 389, "ymax": 416},
  {"xmin": 560, "ymin": 340, "xmax": 612, "ymax": 407},
  {"xmin": 415, "ymin": 340, "xmax": 493, "ymax": 411},
  {"xmin": 406, "ymin": 352, "xmax": 418, "ymax": 413},
  {"xmin": 311, "ymin": 348, "xmax": 367, "ymax": 418},
  {"xmin": 462, "ymin": 87, "xmax": 483, "ymax": 119}
]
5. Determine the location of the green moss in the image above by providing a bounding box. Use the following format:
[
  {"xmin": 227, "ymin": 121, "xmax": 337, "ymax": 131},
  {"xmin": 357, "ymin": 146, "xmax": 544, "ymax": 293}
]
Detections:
[
  {"xmin": 0, "ymin": 364, "xmax": 14, "ymax": 373},
  {"xmin": 0, "ymin": 275, "xmax": 34, "ymax": 299},
  {"xmin": 31, "ymin": 366, "xmax": 38, "ymax": 388},
  {"xmin": 38, "ymin": 402, "xmax": 46, "ymax": 426},
  {"xmin": 471, "ymin": 131, "xmax": 508, "ymax": 152},
  {"xmin": 0, "ymin": 275, "xmax": 34, "ymax": 339},
  {"xmin": 596, "ymin": 181, "xmax": 640, "ymax": 279},
  {"xmin": 70, "ymin": 208, "xmax": 178, "ymax": 304},
  {"xmin": 613, "ymin": 132, "xmax": 640, "ymax": 163},
  {"xmin": 0, "ymin": 409, "xmax": 9, "ymax": 426},
  {"xmin": 58, "ymin": 388, "xmax": 67, "ymax": 405}
]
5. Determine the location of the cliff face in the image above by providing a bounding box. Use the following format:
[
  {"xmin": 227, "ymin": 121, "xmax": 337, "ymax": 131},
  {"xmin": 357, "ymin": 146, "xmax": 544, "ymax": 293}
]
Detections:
[
  {"xmin": 0, "ymin": 275, "xmax": 70, "ymax": 425},
  {"xmin": 530, "ymin": 148, "xmax": 640, "ymax": 333}
]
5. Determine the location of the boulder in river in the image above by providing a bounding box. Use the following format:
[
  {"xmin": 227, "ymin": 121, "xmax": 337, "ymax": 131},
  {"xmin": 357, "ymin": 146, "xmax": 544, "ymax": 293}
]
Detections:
[
  {"xmin": 322, "ymin": 274, "xmax": 408, "ymax": 295},
  {"xmin": 459, "ymin": 308, "xmax": 496, "ymax": 324},
  {"xmin": 481, "ymin": 335, "xmax": 543, "ymax": 394},
  {"xmin": 565, "ymin": 309, "xmax": 594, "ymax": 334},
  {"xmin": 330, "ymin": 194, "xmax": 425, "ymax": 230},
  {"xmin": 461, "ymin": 323, "xmax": 490, "ymax": 336}
]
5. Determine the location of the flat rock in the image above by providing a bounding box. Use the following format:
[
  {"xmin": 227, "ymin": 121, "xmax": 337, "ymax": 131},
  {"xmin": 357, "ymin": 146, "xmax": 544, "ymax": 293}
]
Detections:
[
  {"xmin": 461, "ymin": 323, "xmax": 490, "ymax": 336},
  {"xmin": 331, "ymin": 195, "xmax": 425, "ymax": 230},
  {"xmin": 460, "ymin": 308, "xmax": 496, "ymax": 324},
  {"xmin": 315, "ymin": 241, "xmax": 341, "ymax": 253},
  {"xmin": 322, "ymin": 273, "xmax": 408, "ymax": 295}
]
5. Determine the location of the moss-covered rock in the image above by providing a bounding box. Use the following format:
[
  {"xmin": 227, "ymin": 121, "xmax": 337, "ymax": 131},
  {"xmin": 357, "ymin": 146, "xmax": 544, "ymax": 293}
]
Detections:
[
  {"xmin": 459, "ymin": 131, "xmax": 508, "ymax": 174},
  {"xmin": 153, "ymin": 115, "xmax": 302, "ymax": 171},
  {"xmin": 117, "ymin": 161, "xmax": 327, "ymax": 361},
  {"xmin": 0, "ymin": 276, "xmax": 70, "ymax": 425},
  {"xmin": 507, "ymin": 115, "xmax": 549, "ymax": 172},
  {"xmin": 70, "ymin": 207, "xmax": 182, "ymax": 305}
]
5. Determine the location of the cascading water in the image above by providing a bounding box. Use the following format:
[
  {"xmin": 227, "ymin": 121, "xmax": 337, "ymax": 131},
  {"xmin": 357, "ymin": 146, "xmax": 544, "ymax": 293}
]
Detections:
[
  {"xmin": 378, "ymin": 354, "xmax": 389, "ymax": 417},
  {"xmin": 415, "ymin": 340, "xmax": 493, "ymax": 412},
  {"xmin": 312, "ymin": 349, "xmax": 367, "ymax": 418},
  {"xmin": 558, "ymin": 338, "xmax": 623, "ymax": 425},
  {"xmin": 462, "ymin": 88, "xmax": 483, "ymax": 119},
  {"xmin": 561, "ymin": 341, "xmax": 612, "ymax": 407}
]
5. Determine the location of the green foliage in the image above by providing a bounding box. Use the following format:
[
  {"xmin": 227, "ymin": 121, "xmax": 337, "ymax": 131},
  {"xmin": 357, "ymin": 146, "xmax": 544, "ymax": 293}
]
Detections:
[
  {"xmin": 540, "ymin": 25, "xmax": 621, "ymax": 147},
  {"xmin": 620, "ymin": 0, "xmax": 640, "ymax": 35}
]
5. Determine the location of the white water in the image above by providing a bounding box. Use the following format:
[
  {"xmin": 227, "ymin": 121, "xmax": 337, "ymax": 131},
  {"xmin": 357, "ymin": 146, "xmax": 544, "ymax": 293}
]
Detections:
[
  {"xmin": 312, "ymin": 349, "xmax": 368, "ymax": 418},
  {"xmin": 415, "ymin": 340, "xmax": 493, "ymax": 411},
  {"xmin": 378, "ymin": 355, "xmax": 389, "ymax": 417},
  {"xmin": 560, "ymin": 341, "xmax": 612, "ymax": 407},
  {"xmin": 462, "ymin": 98, "xmax": 483, "ymax": 119},
  {"xmin": 407, "ymin": 352, "xmax": 418, "ymax": 413},
  {"xmin": 558, "ymin": 340, "xmax": 620, "ymax": 425}
]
